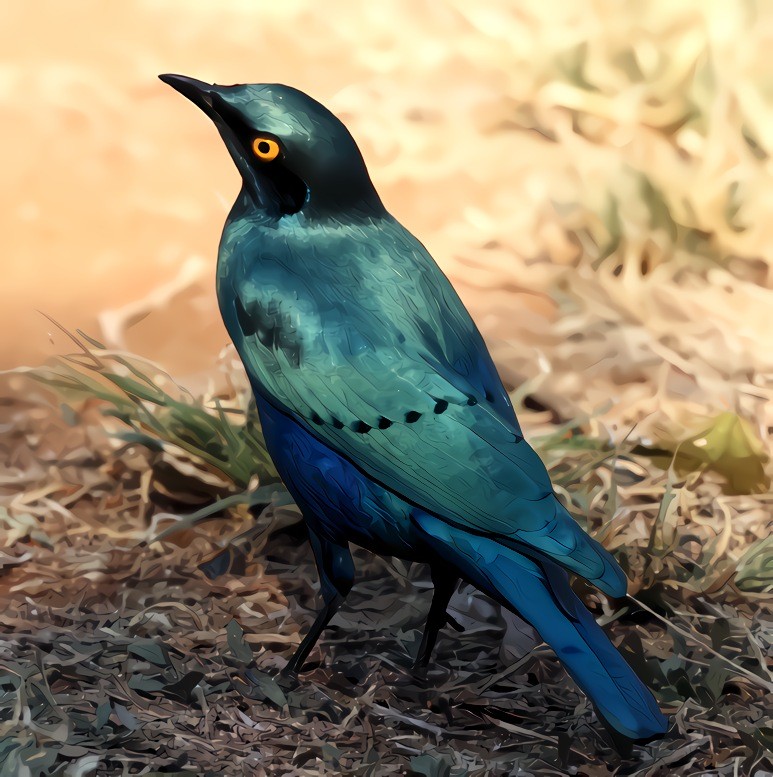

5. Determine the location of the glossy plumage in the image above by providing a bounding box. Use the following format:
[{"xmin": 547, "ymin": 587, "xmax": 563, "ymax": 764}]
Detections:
[{"xmin": 161, "ymin": 74, "xmax": 668, "ymax": 743}]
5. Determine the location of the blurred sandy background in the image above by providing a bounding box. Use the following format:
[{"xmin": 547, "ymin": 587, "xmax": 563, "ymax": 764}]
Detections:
[{"xmin": 3, "ymin": 0, "xmax": 772, "ymax": 456}]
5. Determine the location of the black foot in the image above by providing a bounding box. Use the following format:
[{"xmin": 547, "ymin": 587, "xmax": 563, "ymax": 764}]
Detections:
[
  {"xmin": 446, "ymin": 613, "xmax": 465, "ymax": 632},
  {"xmin": 414, "ymin": 609, "xmax": 463, "ymax": 668},
  {"xmin": 276, "ymin": 666, "xmax": 302, "ymax": 693}
]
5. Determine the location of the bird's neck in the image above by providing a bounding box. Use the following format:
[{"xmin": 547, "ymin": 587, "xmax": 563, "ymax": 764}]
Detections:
[
  {"xmin": 228, "ymin": 187, "xmax": 276, "ymax": 224},
  {"xmin": 230, "ymin": 186, "xmax": 387, "ymax": 228},
  {"xmin": 304, "ymin": 174, "xmax": 385, "ymax": 222}
]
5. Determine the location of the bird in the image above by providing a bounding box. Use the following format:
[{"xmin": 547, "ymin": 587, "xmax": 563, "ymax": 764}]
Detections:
[{"xmin": 160, "ymin": 73, "xmax": 668, "ymax": 744}]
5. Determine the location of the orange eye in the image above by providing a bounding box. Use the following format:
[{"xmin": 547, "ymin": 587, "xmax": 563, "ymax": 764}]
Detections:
[{"xmin": 252, "ymin": 137, "xmax": 280, "ymax": 162}]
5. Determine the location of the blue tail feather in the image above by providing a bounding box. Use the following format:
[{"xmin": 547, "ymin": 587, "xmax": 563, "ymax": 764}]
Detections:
[{"xmin": 416, "ymin": 512, "xmax": 668, "ymax": 741}]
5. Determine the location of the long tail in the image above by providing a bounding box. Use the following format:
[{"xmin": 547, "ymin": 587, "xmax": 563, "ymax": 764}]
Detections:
[{"xmin": 416, "ymin": 512, "xmax": 668, "ymax": 741}]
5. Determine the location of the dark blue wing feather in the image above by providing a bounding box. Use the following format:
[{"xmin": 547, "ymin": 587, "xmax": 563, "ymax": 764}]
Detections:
[{"xmin": 218, "ymin": 215, "xmax": 623, "ymax": 595}]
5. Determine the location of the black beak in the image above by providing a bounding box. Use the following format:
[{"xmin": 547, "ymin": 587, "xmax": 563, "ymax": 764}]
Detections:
[
  {"xmin": 159, "ymin": 73, "xmax": 218, "ymax": 115},
  {"xmin": 159, "ymin": 73, "xmax": 307, "ymax": 215}
]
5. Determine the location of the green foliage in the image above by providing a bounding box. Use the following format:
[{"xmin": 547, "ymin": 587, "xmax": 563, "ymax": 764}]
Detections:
[
  {"xmin": 735, "ymin": 536, "xmax": 773, "ymax": 593},
  {"xmin": 30, "ymin": 332, "xmax": 276, "ymax": 489},
  {"xmin": 670, "ymin": 412, "xmax": 770, "ymax": 495}
]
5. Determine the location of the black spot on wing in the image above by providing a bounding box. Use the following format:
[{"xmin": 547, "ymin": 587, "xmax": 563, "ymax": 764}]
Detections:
[
  {"xmin": 466, "ymin": 390, "xmax": 496, "ymax": 405},
  {"xmin": 405, "ymin": 410, "xmax": 421, "ymax": 423},
  {"xmin": 433, "ymin": 399, "xmax": 449, "ymax": 414},
  {"xmin": 319, "ymin": 416, "xmax": 394, "ymax": 433},
  {"xmin": 235, "ymin": 296, "xmax": 301, "ymax": 368},
  {"xmin": 235, "ymin": 296, "xmax": 255, "ymax": 337}
]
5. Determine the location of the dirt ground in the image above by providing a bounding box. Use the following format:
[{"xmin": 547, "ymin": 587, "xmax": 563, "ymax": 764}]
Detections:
[{"xmin": 1, "ymin": 2, "xmax": 772, "ymax": 775}]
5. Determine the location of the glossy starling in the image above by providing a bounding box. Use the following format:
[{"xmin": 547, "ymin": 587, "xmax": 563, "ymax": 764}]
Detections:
[{"xmin": 160, "ymin": 74, "xmax": 667, "ymax": 742}]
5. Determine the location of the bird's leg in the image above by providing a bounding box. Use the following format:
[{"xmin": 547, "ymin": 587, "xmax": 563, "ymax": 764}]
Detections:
[
  {"xmin": 413, "ymin": 569, "xmax": 459, "ymax": 669},
  {"xmin": 281, "ymin": 527, "xmax": 354, "ymax": 678},
  {"xmin": 282, "ymin": 592, "xmax": 345, "ymax": 678}
]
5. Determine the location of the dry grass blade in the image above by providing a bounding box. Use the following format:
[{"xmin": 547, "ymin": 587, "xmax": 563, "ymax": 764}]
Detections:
[{"xmin": 626, "ymin": 595, "xmax": 773, "ymax": 693}]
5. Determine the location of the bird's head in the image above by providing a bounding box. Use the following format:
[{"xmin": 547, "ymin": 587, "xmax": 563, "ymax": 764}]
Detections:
[{"xmin": 160, "ymin": 74, "xmax": 384, "ymax": 221}]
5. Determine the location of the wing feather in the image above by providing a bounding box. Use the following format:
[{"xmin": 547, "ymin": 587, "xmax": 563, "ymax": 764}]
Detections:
[{"xmin": 221, "ymin": 219, "xmax": 623, "ymax": 593}]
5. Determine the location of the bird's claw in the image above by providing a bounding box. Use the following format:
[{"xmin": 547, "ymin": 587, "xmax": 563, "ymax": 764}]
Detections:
[
  {"xmin": 277, "ymin": 665, "xmax": 301, "ymax": 691},
  {"xmin": 446, "ymin": 613, "xmax": 464, "ymax": 632}
]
